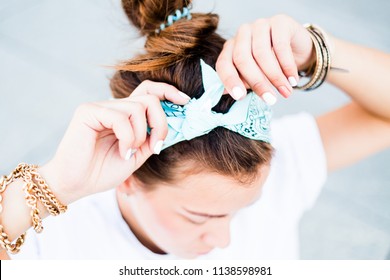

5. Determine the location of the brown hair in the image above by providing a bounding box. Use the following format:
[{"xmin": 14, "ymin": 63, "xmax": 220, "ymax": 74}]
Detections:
[{"xmin": 111, "ymin": 0, "xmax": 273, "ymax": 185}]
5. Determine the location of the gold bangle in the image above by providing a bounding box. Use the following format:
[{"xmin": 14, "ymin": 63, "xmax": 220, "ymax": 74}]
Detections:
[
  {"xmin": 295, "ymin": 24, "xmax": 331, "ymax": 91},
  {"xmin": 308, "ymin": 25, "xmax": 331, "ymax": 89},
  {"xmin": 296, "ymin": 31, "xmax": 324, "ymax": 90}
]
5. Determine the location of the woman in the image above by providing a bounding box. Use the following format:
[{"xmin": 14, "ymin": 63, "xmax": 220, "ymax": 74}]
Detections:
[{"xmin": 1, "ymin": 0, "xmax": 390, "ymax": 259}]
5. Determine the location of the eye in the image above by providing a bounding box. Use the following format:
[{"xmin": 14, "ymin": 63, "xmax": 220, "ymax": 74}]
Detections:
[{"xmin": 185, "ymin": 215, "xmax": 209, "ymax": 225}]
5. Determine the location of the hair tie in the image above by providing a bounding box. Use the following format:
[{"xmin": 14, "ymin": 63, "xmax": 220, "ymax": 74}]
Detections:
[{"xmin": 155, "ymin": 6, "xmax": 193, "ymax": 34}]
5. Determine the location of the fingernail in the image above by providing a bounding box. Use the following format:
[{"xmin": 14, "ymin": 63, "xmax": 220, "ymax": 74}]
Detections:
[
  {"xmin": 125, "ymin": 149, "xmax": 136, "ymax": 160},
  {"xmin": 262, "ymin": 92, "xmax": 277, "ymax": 106},
  {"xmin": 153, "ymin": 140, "xmax": 164, "ymax": 155},
  {"xmin": 178, "ymin": 91, "xmax": 191, "ymax": 100},
  {"xmin": 278, "ymin": 86, "xmax": 291, "ymax": 98},
  {"xmin": 288, "ymin": 76, "xmax": 298, "ymax": 87},
  {"xmin": 231, "ymin": 87, "xmax": 245, "ymax": 100}
]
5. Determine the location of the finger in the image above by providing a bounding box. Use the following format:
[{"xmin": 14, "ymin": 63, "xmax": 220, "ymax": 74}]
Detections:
[
  {"xmin": 222, "ymin": 77, "xmax": 251, "ymax": 95},
  {"xmin": 270, "ymin": 15, "xmax": 299, "ymax": 88},
  {"xmin": 131, "ymin": 80, "xmax": 190, "ymax": 105},
  {"xmin": 93, "ymin": 100, "xmax": 148, "ymax": 149},
  {"xmin": 129, "ymin": 135, "xmax": 154, "ymax": 169},
  {"xmin": 252, "ymin": 19, "xmax": 293, "ymax": 98},
  {"xmin": 232, "ymin": 23, "xmax": 277, "ymax": 105},
  {"xmin": 127, "ymin": 102, "xmax": 148, "ymax": 149},
  {"xmin": 100, "ymin": 95, "xmax": 169, "ymax": 155},
  {"xmin": 134, "ymin": 95, "xmax": 168, "ymax": 155},
  {"xmin": 216, "ymin": 39, "xmax": 247, "ymax": 100},
  {"xmin": 77, "ymin": 103, "xmax": 135, "ymax": 160}
]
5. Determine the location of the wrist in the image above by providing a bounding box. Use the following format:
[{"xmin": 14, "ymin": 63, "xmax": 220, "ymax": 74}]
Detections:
[
  {"xmin": 298, "ymin": 39, "xmax": 316, "ymax": 72},
  {"xmin": 37, "ymin": 163, "xmax": 78, "ymax": 206},
  {"xmin": 1, "ymin": 163, "xmax": 70, "ymax": 253}
]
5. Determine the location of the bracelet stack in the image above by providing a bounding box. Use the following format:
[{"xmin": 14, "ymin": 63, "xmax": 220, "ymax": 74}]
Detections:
[
  {"xmin": 0, "ymin": 163, "xmax": 67, "ymax": 254},
  {"xmin": 295, "ymin": 24, "xmax": 332, "ymax": 91}
]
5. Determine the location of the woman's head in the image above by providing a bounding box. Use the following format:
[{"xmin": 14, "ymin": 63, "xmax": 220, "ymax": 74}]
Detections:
[
  {"xmin": 118, "ymin": 165, "xmax": 270, "ymax": 259},
  {"xmin": 111, "ymin": 0, "xmax": 273, "ymax": 185},
  {"xmin": 111, "ymin": 0, "xmax": 274, "ymax": 258}
]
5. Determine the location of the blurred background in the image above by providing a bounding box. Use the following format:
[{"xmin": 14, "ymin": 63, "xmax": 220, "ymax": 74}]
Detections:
[{"xmin": 1, "ymin": 0, "xmax": 389, "ymax": 259}]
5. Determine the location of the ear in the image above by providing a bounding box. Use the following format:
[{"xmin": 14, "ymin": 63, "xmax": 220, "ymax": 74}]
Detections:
[{"xmin": 116, "ymin": 175, "xmax": 140, "ymax": 196}]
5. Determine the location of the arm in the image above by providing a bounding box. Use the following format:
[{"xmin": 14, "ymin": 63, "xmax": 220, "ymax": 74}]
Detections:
[
  {"xmin": 216, "ymin": 15, "xmax": 390, "ymax": 172},
  {"xmin": 0, "ymin": 178, "xmax": 49, "ymax": 260},
  {"xmin": 0, "ymin": 81, "xmax": 189, "ymax": 259},
  {"xmin": 317, "ymin": 37, "xmax": 390, "ymax": 171},
  {"xmin": 0, "ymin": 249, "xmax": 10, "ymax": 260}
]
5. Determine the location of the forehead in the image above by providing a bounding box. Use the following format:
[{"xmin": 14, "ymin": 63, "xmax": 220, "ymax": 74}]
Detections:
[{"xmin": 149, "ymin": 166, "xmax": 269, "ymax": 214}]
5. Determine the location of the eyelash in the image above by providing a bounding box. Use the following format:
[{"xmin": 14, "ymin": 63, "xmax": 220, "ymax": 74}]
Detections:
[{"xmin": 186, "ymin": 216, "xmax": 209, "ymax": 225}]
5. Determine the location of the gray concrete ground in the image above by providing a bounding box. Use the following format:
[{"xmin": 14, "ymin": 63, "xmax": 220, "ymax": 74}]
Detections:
[{"xmin": 1, "ymin": 0, "xmax": 389, "ymax": 259}]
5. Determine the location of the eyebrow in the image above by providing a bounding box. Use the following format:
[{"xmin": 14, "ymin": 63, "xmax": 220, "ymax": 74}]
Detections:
[{"xmin": 183, "ymin": 207, "xmax": 228, "ymax": 218}]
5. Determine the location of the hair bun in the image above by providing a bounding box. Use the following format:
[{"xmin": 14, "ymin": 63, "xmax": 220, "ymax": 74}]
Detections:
[{"xmin": 122, "ymin": 0, "xmax": 193, "ymax": 36}]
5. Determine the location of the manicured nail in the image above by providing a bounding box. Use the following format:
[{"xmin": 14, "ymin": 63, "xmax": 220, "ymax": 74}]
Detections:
[
  {"xmin": 278, "ymin": 86, "xmax": 291, "ymax": 98},
  {"xmin": 125, "ymin": 149, "xmax": 136, "ymax": 160},
  {"xmin": 262, "ymin": 92, "xmax": 277, "ymax": 106},
  {"xmin": 231, "ymin": 86, "xmax": 245, "ymax": 100},
  {"xmin": 153, "ymin": 140, "xmax": 164, "ymax": 155},
  {"xmin": 288, "ymin": 76, "xmax": 298, "ymax": 87},
  {"xmin": 178, "ymin": 91, "xmax": 191, "ymax": 100}
]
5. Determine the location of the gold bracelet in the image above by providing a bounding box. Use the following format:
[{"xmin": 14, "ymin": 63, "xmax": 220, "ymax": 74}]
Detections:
[
  {"xmin": 0, "ymin": 174, "xmax": 27, "ymax": 254},
  {"xmin": 16, "ymin": 164, "xmax": 44, "ymax": 233},
  {"xmin": 23, "ymin": 181, "xmax": 44, "ymax": 233},
  {"xmin": 295, "ymin": 24, "xmax": 331, "ymax": 91},
  {"xmin": 296, "ymin": 30, "xmax": 324, "ymax": 90},
  {"xmin": 15, "ymin": 163, "xmax": 67, "ymax": 215},
  {"xmin": 0, "ymin": 163, "xmax": 68, "ymax": 254},
  {"xmin": 307, "ymin": 25, "xmax": 331, "ymax": 89},
  {"xmin": 32, "ymin": 170, "xmax": 67, "ymax": 215}
]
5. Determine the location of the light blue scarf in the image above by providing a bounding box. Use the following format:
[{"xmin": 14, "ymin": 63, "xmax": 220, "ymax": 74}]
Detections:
[{"xmin": 160, "ymin": 60, "xmax": 272, "ymax": 150}]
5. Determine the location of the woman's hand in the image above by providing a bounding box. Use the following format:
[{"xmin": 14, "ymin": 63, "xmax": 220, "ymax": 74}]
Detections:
[
  {"xmin": 217, "ymin": 14, "xmax": 315, "ymax": 104},
  {"xmin": 39, "ymin": 81, "xmax": 190, "ymax": 205}
]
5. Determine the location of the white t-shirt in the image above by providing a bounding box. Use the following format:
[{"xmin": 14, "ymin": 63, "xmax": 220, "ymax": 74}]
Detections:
[{"xmin": 11, "ymin": 112, "xmax": 327, "ymax": 260}]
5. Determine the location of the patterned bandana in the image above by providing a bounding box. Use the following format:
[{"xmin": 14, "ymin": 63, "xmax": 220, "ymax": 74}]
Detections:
[{"xmin": 160, "ymin": 60, "xmax": 272, "ymax": 150}]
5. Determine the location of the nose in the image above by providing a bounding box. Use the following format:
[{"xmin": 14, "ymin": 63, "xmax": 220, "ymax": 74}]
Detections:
[{"xmin": 202, "ymin": 219, "xmax": 231, "ymax": 249}]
